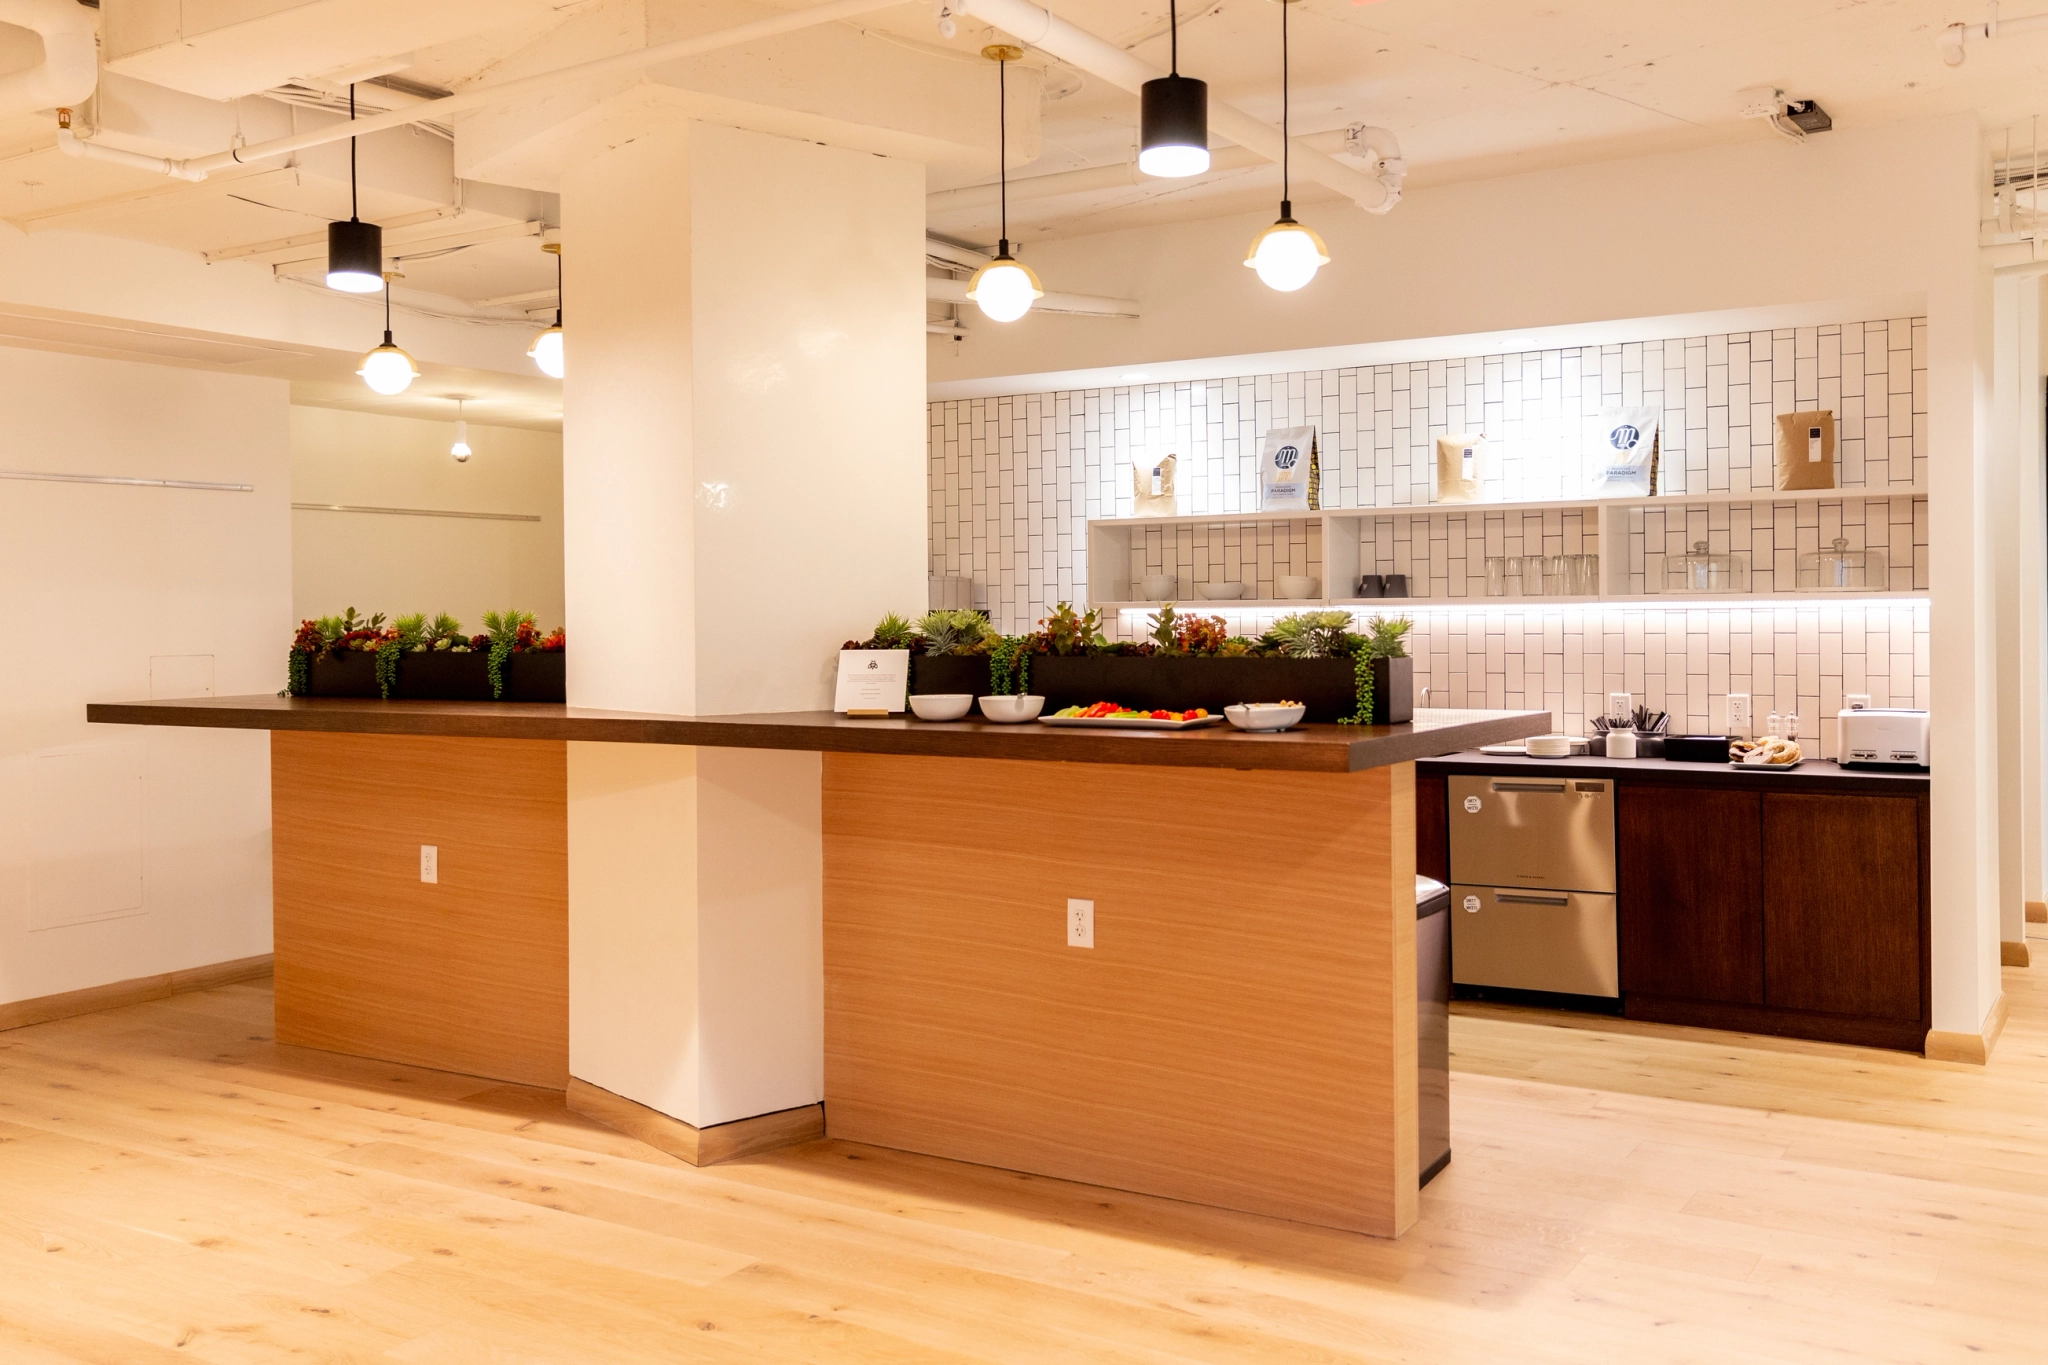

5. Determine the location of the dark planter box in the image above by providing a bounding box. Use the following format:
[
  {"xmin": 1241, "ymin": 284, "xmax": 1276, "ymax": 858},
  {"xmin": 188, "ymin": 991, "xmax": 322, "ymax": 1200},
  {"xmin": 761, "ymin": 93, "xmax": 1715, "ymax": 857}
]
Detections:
[
  {"xmin": 1372, "ymin": 656, "xmax": 1415, "ymax": 725},
  {"xmin": 909, "ymin": 653, "xmax": 989, "ymax": 697},
  {"xmin": 395, "ymin": 650, "xmax": 492, "ymax": 700},
  {"xmin": 503, "ymin": 651, "xmax": 567, "ymax": 702},
  {"xmin": 306, "ymin": 650, "xmax": 379, "ymax": 697},
  {"xmin": 1032, "ymin": 655, "xmax": 1363, "ymax": 723}
]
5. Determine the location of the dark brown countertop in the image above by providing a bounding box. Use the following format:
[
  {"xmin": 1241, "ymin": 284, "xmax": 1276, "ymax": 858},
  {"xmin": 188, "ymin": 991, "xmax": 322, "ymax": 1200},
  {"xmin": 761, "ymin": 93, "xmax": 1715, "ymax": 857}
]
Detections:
[
  {"xmin": 1418, "ymin": 750, "xmax": 1930, "ymax": 792},
  {"xmin": 86, "ymin": 696, "xmax": 1552, "ymax": 774}
]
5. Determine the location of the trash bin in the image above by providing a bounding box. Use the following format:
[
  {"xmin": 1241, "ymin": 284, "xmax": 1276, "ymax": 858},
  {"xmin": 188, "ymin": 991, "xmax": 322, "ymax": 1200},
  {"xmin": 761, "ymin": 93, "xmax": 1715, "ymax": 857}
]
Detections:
[{"xmin": 1417, "ymin": 874, "xmax": 1452, "ymax": 1187}]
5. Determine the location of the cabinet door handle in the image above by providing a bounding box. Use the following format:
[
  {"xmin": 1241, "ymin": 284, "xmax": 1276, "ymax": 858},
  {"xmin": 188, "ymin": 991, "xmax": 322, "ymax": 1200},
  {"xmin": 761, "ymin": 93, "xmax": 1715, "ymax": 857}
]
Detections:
[{"xmin": 1495, "ymin": 893, "xmax": 1571, "ymax": 906}]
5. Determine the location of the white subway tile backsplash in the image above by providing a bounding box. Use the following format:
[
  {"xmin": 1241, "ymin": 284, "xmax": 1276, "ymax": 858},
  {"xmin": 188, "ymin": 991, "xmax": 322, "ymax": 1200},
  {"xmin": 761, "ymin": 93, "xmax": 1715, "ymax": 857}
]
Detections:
[{"xmin": 928, "ymin": 317, "xmax": 1931, "ymax": 753}]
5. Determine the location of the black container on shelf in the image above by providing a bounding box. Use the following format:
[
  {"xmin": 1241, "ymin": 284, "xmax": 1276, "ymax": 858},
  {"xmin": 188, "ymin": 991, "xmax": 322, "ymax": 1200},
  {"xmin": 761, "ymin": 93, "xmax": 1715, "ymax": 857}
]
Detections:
[
  {"xmin": 503, "ymin": 651, "xmax": 567, "ymax": 702},
  {"xmin": 305, "ymin": 651, "xmax": 379, "ymax": 697},
  {"xmin": 1382, "ymin": 573, "xmax": 1410, "ymax": 598},
  {"xmin": 1357, "ymin": 574, "xmax": 1385, "ymax": 598},
  {"xmin": 395, "ymin": 650, "xmax": 492, "ymax": 700},
  {"xmin": 1371, "ymin": 655, "xmax": 1415, "ymax": 724},
  {"xmin": 1663, "ymin": 733, "xmax": 1735, "ymax": 763},
  {"xmin": 1032, "ymin": 655, "xmax": 1362, "ymax": 722},
  {"xmin": 908, "ymin": 652, "xmax": 987, "ymax": 697}
]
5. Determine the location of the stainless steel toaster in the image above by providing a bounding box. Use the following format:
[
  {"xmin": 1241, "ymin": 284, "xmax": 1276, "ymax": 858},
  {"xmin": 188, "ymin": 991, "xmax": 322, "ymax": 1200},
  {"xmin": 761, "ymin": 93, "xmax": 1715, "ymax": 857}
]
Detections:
[{"xmin": 1837, "ymin": 707, "xmax": 1929, "ymax": 768}]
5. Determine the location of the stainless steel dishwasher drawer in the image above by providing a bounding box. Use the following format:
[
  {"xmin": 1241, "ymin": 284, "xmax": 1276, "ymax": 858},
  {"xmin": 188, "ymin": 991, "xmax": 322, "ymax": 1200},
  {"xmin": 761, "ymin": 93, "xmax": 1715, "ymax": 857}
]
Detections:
[
  {"xmin": 1449, "ymin": 885, "xmax": 1620, "ymax": 998},
  {"xmin": 1447, "ymin": 774, "xmax": 1616, "ymax": 893}
]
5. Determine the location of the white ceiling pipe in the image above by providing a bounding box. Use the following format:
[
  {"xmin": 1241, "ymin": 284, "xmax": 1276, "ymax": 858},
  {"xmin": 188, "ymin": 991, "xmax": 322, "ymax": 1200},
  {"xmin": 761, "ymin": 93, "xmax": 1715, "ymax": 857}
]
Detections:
[
  {"xmin": 76, "ymin": 0, "xmax": 912, "ymax": 181},
  {"xmin": 1941, "ymin": 4, "xmax": 2048, "ymax": 64},
  {"xmin": 948, "ymin": 0, "xmax": 1403, "ymax": 213},
  {"xmin": 928, "ymin": 128, "xmax": 1375, "ymax": 213},
  {"xmin": 58, "ymin": 126, "xmax": 212, "ymax": 182},
  {"xmin": 0, "ymin": 0, "xmax": 97, "ymax": 120},
  {"xmin": 926, "ymin": 274, "xmax": 1137, "ymax": 318}
]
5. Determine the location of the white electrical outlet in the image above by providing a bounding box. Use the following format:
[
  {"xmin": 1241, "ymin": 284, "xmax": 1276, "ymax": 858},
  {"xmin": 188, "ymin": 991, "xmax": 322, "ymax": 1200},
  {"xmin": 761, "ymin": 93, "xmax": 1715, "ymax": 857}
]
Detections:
[
  {"xmin": 1728, "ymin": 693, "xmax": 1752, "ymax": 737},
  {"xmin": 1066, "ymin": 898, "xmax": 1094, "ymax": 949},
  {"xmin": 1846, "ymin": 693, "xmax": 1871, "ymax": 712},
  {"xmin": 420, "ymin": 845, "xmax": 438, "ymax": 884}
]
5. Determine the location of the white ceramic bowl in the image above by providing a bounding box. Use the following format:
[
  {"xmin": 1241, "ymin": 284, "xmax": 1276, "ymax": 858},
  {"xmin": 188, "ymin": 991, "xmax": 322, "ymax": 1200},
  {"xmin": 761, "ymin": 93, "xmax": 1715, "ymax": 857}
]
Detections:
[
  {"xmin": 1225, "ymin": 703, "xmax": 1307, "ymax": 732},
  {"xmin": 1277, "ymin": 575, "xmax": 1319, "ymax": 599},
  {"xmin": 1197, "ymin": 582, "xmax": 1248, "ymax": 601},
  {"xmin": 976, "ymin": 694, "xmax": 1045, "ymax": 723},
  {"xmin": 909, "ymin": 693, "xmax": 973, "ymax": 721},
  {"xmin": 1139, "ymin": 574, "xmax": 1176, "ymax": 599}
]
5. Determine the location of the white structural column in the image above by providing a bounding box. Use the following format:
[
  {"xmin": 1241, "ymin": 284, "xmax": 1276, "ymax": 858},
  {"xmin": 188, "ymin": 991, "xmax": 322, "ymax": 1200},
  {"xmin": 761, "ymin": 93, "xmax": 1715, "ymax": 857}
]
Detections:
[
  {"xmin": 1991, "ymin": 271, "xmax": 2044, "ymax": 959},
  {"xmin": 560, "ymin": 120, "xmax": 926, "ymax": 1128}
]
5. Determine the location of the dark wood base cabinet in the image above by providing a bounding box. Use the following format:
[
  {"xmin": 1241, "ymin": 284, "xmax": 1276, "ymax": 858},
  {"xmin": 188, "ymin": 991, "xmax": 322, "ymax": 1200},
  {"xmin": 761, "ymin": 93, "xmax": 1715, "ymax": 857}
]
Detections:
[
  {"xmin": 1617, "ymin": 784, "xmax": 1930, "ymax": 1050},
  {"xmin": 1418, "ymin": 758, "xmax": 1931, "ymax": 1053}
]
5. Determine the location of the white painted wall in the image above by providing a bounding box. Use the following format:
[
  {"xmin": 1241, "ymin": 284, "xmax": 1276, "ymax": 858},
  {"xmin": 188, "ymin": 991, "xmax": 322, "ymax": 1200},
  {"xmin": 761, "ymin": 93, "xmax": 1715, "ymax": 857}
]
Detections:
[
  {"xmin": 0, "ymin": 348, "xmax": 289, "ymax": 1005},
  {"xmin": 932, "ymin": 114, "xmax": 2003, "ymax": 1040},
  {"xmin": 290, "ymin": 406, "xmax": 564, "ymax": 634}
]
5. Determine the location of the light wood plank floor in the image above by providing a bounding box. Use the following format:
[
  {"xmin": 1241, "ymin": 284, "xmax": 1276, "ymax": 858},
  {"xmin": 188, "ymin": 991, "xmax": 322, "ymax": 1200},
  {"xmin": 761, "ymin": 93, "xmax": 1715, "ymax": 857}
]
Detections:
[{"xmin": 0, "ymin": 958, "xmax": 2043, "ymax": 1363}]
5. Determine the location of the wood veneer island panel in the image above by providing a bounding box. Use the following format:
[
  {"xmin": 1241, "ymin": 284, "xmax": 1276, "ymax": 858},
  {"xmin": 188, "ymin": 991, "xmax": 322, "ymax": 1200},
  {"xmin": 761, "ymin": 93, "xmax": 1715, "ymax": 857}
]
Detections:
[
  {"xmin": 271, "ymin": 732, "xmax": 569, "ymax": 1088},
  {"xmin": 824, "ymin": 752, "xmax": 1420, "ymax": 1238}
]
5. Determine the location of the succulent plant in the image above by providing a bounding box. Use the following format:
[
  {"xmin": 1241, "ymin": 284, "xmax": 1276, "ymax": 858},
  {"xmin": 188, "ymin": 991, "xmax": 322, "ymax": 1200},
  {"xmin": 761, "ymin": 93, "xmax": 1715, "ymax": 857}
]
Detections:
[
  {"xmin": 1266, "ymin": 609, "xmax": 1357, "ymax": 659},
  {"xmin": 918, "ymin": 608, "xmax": 995, "ymax": 656}
]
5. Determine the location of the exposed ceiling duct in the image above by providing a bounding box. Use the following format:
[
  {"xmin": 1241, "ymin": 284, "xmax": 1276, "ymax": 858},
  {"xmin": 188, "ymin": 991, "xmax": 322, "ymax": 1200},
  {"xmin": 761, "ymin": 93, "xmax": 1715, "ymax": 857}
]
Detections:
[
  {"xmin": 0, "ymin": 0, "xmax": 97, "ymax": 121},
  {"xmin": 942, "ymin": 0, "xmax": 1405, "ymax": 214}
]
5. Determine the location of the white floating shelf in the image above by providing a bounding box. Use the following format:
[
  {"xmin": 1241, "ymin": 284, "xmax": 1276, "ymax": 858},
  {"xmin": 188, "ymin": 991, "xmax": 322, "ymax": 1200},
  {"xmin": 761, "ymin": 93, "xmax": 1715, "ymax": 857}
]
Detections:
[{"xmin": 1085, "ymin": 483, "xmax": 1928, "ymax": 532}]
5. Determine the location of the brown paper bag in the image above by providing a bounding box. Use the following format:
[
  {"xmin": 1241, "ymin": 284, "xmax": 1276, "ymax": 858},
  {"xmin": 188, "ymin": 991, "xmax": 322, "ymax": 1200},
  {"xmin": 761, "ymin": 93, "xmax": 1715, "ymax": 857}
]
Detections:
[
  {"xmin": 1775, "ymin": 411, "xmax": 1836, "ymax": 491},
  {"xmin": 1435, "ymin": 433, "xmax": 1485, "ymax": 504},
  {"xmin": 1132, "ymin": 455, "xmax": 1177, "ymax": 516}
]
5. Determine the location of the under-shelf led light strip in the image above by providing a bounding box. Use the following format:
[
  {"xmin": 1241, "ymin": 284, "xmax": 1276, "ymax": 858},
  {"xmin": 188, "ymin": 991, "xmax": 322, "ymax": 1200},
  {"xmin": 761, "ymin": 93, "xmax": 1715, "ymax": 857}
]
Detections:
[{"xmin": 1112, "ymin": 594, "xmax": 1930, "ymax": 616}]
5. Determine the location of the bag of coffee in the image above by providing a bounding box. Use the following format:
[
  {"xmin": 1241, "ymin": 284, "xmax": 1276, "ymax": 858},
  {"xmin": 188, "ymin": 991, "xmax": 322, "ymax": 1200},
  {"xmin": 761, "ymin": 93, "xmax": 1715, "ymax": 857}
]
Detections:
[
  {"xmin": 1259, "ymin": 427, "xmax": 1319, "ymax": 510},
  {"xmin": 1435, "ymin": 432, "xmax": 1486, "ymax": 504},
  {"xmin": 1132, "ymin": 455, "xmax": 1178, "ymax": 516},
  {"xmin": 1774, "ymin": 411, "xmax": 1836, "ymax": 491},
  {"xmin": 1591, "ymin": 406, "xmax": 1662, "ymax": 498}
]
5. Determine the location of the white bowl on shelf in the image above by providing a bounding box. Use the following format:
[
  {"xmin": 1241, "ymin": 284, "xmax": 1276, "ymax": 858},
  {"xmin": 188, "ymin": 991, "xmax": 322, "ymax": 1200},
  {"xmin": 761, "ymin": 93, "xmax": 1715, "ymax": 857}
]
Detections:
[
  {"xmin": 1225, "ymin": 703, "xmax": 1307, "ymax": 732},
  {"xmin": 1277, "ymin": 575, "xmax": 1319, "ymax": 599},
  {"xmin": 977, "ymin": 694, "xmax": 1045, "ymax": 723},
  {"xmin": 1197, "ymin": 582, "xmax": 1248, "ymax": 600},
  {"xmin": 909, "ymin": 693, "xmax": 973, "ymax": 721},
  {"xmin": 1140, "ymin": 574, "xmax": 1176, "ymax": 599}
]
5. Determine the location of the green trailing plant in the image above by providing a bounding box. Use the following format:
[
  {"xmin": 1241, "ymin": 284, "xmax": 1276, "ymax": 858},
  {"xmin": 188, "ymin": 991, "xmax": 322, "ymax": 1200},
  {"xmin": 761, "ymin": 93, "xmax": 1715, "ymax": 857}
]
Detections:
[
  {"xmin": 988, "ymin": 634, "xmax": 1033, "ymax": 695},
  {"xmin": 1037, "ymin": 601, "xmax": 1106, "ymax": 656},
  {"xmin": 482, "ymin": 609, "xmax": 535, "ymax": 699},
  {"xmin": 917, "ymin": 608, "xmax": 996, "ymax": 656},
  {"xmin": 1337, "ymin": 615, "xmax": 1414, "ymax": 726}
]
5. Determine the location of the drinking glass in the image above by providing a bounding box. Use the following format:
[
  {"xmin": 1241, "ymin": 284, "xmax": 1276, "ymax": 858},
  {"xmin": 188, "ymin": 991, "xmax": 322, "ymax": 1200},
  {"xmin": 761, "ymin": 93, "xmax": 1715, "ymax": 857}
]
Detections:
[
  {"xmin": 1542, "ymin": 555, "xmax": 1566, "ymax": 596},
  {"xmin": 1517, "ymin": 556, "xmax": 1546, "ymax": 597},
  {"xmin": 1485, "ymin": 556, "xmax": 1507, "ymax": 597}
]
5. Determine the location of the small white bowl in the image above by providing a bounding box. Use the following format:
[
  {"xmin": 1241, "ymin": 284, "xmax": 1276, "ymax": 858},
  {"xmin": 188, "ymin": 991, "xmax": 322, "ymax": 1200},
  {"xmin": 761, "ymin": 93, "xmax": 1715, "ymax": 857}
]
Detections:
[
  {"xmin": 1277, "ymin": 575, "xmax": 1319, "ymax": 599},
  {"xmin": 977, "ymin": 694, "xmax": 1045, "ymax": 723},
  {"xmin": 909, "ymin": 693, "xmax": 973, "ymax": 721},
  {"xmin": 1139, "ymin": 574, "xmax": 1176, "ymax": 599},
  {"xmin": 1197, "ymin": 582, "xmax": 1248, "ymax": 600},
  {"xmin": 1225, "ymin": 703, "xmax": 1307, "ymax": 732}
]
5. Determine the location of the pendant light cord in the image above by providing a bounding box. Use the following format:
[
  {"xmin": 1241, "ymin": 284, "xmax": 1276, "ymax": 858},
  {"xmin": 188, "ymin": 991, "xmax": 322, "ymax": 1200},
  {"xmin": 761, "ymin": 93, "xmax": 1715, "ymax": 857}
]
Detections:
[
  {"xmin": 382, "ymin": 275, "xmax": 393, "ymax": 345},
  {"xmin": 1169, "ymin": 0, "xmax": 1179, "ymax": 74},
  {"xmin": 349, "ymin": 83, "xmax": 358, "ymax": 223},
  {"xmin": 1280, "ymin": 0, "xmax": 1291, "ymax": 220},
  {"xmin": 997, "ymin": 54, "xmax": 1009, "ymax": 256},
  {"xmin": 554, "ymin": 248, "xmax": 563, "ymax": 327}
]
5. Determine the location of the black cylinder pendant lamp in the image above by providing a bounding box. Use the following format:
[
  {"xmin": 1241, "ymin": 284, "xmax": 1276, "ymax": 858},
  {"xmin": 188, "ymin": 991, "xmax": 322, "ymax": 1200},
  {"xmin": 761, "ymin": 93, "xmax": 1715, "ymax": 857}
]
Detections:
[
  {"xmin": 1139, "ymin": 0, "xmax": 1208, "ymax": 177},
  {"xmin": 326, "ymin": 85, "xmax": 385, "ymax": 293}
]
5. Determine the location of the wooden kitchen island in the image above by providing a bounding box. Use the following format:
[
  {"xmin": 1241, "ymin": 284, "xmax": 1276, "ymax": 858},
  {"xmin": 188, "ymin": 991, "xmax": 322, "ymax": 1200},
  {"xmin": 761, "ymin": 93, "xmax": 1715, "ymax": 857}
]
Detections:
[{"xmin": 89, "ymin": 696, "xmax": 1548, "ymax": 1238}]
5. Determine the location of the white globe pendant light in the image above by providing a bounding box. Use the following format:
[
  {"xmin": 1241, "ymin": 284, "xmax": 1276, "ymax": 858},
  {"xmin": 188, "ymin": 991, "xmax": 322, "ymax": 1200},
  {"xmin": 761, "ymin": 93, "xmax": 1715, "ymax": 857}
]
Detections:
[
  {"xmin": 357, "ymin": 274, "xmax": 419, "ymax": 395},
  {"xmin": 1138, "ymin": 0, "xmax": 1209, "ymax": 177},
  {"xmin": 529, "ymin": 242, "xmax": 565, "ymax": 379},
  {"xmin": 1245, "ymin": 0, "xmax": 1329, "ymax": 293},
  {"xmin": 450, "ymin": 397, "xmax": 472, "ymax": 461},
  {"xmin": 965, "ymin": 45, "xmax": 1043, "ymax": 324}
]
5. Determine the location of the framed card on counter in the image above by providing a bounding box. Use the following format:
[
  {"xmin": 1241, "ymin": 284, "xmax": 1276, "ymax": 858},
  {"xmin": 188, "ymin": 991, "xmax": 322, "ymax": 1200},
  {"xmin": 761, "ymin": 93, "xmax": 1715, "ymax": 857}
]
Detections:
[{"xmin": 834, "ymin": 650, "xmax": 909, "ymax": 716}]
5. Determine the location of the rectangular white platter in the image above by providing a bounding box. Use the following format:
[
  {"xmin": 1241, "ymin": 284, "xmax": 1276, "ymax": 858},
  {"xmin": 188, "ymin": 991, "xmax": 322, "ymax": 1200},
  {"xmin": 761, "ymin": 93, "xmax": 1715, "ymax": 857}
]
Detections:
[{"xmin": 1038, "ymin": 714, "xmax": 1226, "ymax": 730}]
